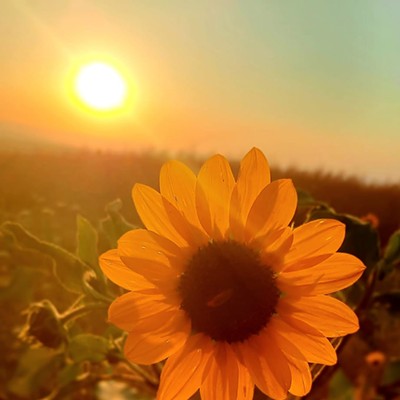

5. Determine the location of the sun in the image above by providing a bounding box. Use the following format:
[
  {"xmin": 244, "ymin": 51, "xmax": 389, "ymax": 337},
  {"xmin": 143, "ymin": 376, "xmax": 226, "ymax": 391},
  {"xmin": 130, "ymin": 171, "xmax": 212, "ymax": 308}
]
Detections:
[{"xmin": 74, "ymin": 61, "xmax": 128, "ymax": 111}]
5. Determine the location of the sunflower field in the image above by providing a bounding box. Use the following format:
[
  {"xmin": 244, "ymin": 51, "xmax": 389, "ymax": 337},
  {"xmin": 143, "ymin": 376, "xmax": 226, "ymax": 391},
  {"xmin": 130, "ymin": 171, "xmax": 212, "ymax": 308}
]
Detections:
[{"xmin": 1, "ymin": 149, "xmax": 400, "ymax": 400}]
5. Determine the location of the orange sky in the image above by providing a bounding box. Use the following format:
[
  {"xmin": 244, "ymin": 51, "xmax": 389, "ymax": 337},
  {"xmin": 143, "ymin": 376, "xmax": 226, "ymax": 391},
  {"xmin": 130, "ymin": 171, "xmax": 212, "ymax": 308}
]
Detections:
[{"xmin": 0, "ymin": 1, "xmax": 399, "ymax": 183}]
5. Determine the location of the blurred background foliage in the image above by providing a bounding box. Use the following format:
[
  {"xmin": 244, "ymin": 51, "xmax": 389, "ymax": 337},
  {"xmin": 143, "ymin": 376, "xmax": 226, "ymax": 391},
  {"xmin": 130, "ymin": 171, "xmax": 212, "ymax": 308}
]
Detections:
[{"xmin": 0, "ymin": 150, "xmax": 399, "ymax": 400}]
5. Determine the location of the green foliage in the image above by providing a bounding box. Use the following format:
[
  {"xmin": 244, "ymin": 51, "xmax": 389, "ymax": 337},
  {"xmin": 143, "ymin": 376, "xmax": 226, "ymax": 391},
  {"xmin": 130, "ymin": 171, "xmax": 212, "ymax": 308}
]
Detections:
[
  {"xmin": 0, "ymin": 201, "xmax": 156, "ymax": 399},
  {"xmin": 68, "ymin": 334, "xmax": 109, "ymax": 363},
  {"xmin": 7, "ymin": 347, "xmax": 64, "ymax": 399},
  {"xmin": 328, "ymin": 369, "xmax": 355, "ymax": 400},
  {"xmin": 100, "ymin": 198, "xmax": 136, "ymax": 248},
  {"xmin": 76, "ymin": 215, "xmax": 99, "ymax": 271},
  {"xmin": 384, "ymin": 229, "xmax": 400, "ymax": 265}
]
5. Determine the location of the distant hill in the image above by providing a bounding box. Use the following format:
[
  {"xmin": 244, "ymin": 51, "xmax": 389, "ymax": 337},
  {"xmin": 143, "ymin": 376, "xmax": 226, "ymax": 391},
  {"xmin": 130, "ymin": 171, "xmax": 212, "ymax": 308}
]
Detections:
[
  {"xmin": 0, "ymin": 149, "xmax": 398, "ymax": 249},
  {"xmin": 0, "ymin": 122, "xmax": 67, "ymax": 152}
]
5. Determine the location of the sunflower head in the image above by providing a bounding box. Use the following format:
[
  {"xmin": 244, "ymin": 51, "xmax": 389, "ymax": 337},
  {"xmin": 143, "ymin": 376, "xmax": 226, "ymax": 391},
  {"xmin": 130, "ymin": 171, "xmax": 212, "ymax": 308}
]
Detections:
[
  {"xmin": 179, "ymin": 239, "xmax": 280, "ymax": 343},
  {"xmin": 100, "ymin": 148, "xmax": 366, "ymax": 400}
]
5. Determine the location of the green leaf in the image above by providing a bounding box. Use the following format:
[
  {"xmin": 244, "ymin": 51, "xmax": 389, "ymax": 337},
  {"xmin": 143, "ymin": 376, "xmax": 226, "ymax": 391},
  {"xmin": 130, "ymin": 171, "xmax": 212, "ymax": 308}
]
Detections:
[
  {"xmin": 2, "ymin": 222, "xmax": 88, "ymax": 293},
  {"xmin": 328, "ymin": 369, "xmax": 355, "ymax": 400},
  {"xmin": 100, "ymin": 199, "xmax": 135, "ymax": 248},
  {"xmin": 57, "ymin": 362, "xmax": 84, "ymax": 388},
  {"xmin": 382, "ymin": 359, "xmax": 400, "ymax": 385},
  {"xmin": 296, "ymin": 188, "xmax": 330, "ymax": 208},
  {"xmin": 76, "ymin": 215, "xmax": 104, "ymax": 285},
  {"xmin": 68, "ymin": 333, "xmax": 109, "ymax": 363},
  {"xmin": 7, "ymin": 347, "xmax": 63, "ymax": 398},
  {"xmin": 383, "ymin": 229, "xmax": 400, "ymax": 266}
]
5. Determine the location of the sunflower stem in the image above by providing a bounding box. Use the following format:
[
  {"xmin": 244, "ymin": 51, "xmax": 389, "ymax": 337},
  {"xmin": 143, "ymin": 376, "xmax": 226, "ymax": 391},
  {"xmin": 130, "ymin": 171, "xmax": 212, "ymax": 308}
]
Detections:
[
  {"xmin": 60, "ymin": 303, "xmax": 108, "ymax": 324},
  {"xmin": 120, "ymin": 359, "xmax": 159, "ymax": 388}
]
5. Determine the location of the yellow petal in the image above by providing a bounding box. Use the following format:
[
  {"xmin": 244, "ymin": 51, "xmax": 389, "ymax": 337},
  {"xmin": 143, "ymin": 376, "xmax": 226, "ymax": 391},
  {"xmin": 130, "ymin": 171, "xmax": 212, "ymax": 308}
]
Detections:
[
  {"xmin": 108, "ymin": 290, "xmax": 177, "ymax": 332},
  {"xmin": 270, "ymin": 316, "xmax": 337, "ymax": 365},
  {"xmin": 282, "ymin": 219, "xmax": 346, "ymax": 271},
  {"xmin": 160, "ymin": 160, "xmax": 203, "ymax": 229},
  {"xmin": 245, "ymin": 179, "xmax": 297, "ymax": 241},
  {"xmin": 278, "ymin": 252, "xmax": 366, "ymax": 295},
  {"xmin": 118, "ymin": 229, "xmax": 185, "ymax": 292},
  {"xmin": 237, "ymin": 362, "xmax": 255, "ymax": 400},
  {"xmin": 99, "ymin": 249, "xmax": 154, "ymax": 291},
  {"xmin": 286, "ymin": 356, "xmax": 312, "ymax": 397},
  {"xmin": 268, "ymin": 322, "xmax": 308, "ymax": 362},
  {"xmin": 119, "ymin": 229, "xmax": 184, "ymax": 265},
  {"xmin": 279, "ymin": 295, "xmax": 359, "ymax": 337},
  {"xmin": 133, "ymin": 184, "xmax": 196, "ymax": 247},
  {"xmin": 200, "ymin": 343, "xmax": 254, "ymax": 400},
  {"xmin": 124, "ymin": 310, "xmax": 190, "ymax": 365},
  {"xmin": 157, "ymin": 334, "xmax": 213, "ymax": 400},
  {"xmin": 237, "ymin": 331, "xmax": 291, "ymax": 399},
  {"xmin": 230, "ymin": 148, "xmax": 270, "ymax": 240},
  {"xmin": 255, "ymin": 227, "xmax": 293, "ymax": 272},
  {"xmin": 196, "ymin": 154, "xmax": 235, "ymax": 240}
]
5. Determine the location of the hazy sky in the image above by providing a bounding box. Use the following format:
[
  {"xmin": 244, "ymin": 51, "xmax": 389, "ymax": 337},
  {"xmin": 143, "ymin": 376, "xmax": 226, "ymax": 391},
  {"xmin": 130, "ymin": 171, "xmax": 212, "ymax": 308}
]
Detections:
[{"xmin": 1, "ymin": 0, "xmax": 399, "ymax": 183}]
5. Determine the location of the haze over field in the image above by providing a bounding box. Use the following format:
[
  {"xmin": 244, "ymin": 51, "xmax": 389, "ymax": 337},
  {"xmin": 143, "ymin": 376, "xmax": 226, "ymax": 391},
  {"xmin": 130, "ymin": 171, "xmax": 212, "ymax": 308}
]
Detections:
[{"xmin": 0, "ymin": 1, "xmax": 399, "ymax": 183}]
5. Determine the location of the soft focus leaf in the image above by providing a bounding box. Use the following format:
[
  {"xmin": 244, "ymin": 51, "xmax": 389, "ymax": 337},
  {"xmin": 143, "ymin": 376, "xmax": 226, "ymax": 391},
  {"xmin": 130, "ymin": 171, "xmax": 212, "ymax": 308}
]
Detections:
[
  {"xmin": 100, "ymin": 199, "xmax": 136, "ymax": 248},
  {"xmin": 383, "ymin": 229, "xmax": 400, "ymax": 266},
  {"xmin": 382, "ymin": 359, "xmax": 400, "ymax": 385},
  {"xmin": 2, "ymin": 222, "xmax": 88, "ymax": 293},
  {"xmin": 76, "ymin": 215, "xmax": 99, "ymax": 269},
  {"xmin": 328, "ymin": 369, "xmax": 355, "ymax": 400},
  {"xmin": 57, "ymin": 362, "xmax": 85, "ymax": 388},
  {"xmin": 76, "ymin": 215, "xmax": 105, "ymax": 286},
  {"xmin": 7, "ymin": 347, "xmax": 63, "ymax": 398},
  {"xmin": 68, "ymin": 333, "xmax": 109, "ymax": 363}
]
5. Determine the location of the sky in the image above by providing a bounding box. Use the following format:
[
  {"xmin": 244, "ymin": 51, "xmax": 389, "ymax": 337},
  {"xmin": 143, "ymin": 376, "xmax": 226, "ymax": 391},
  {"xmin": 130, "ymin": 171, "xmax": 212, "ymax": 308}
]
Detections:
[{"xmin": 0, "ymin": 0, "xmax": 399, "ymax": 183}]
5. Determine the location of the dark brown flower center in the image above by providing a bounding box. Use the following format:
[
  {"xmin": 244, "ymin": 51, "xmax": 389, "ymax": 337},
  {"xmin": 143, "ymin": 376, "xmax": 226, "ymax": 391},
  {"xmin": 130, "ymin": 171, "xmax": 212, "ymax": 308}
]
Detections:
[{"xmin": 178, "ymin": 240, "xmax": 280, "ymax": 343}]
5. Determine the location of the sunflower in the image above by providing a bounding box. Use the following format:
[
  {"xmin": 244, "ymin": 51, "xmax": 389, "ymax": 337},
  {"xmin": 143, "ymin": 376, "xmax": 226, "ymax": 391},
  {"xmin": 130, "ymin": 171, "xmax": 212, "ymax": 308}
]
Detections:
[{"xmin": 100, "ymin": 148, "xmax": 365, "ymax": 400}]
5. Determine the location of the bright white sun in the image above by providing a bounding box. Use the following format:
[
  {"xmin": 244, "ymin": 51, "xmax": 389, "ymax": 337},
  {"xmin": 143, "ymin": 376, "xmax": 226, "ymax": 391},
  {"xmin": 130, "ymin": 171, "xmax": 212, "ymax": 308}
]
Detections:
[{"xmin": 74, "ymin": 62, "xmax": 127, "ymax": 111}]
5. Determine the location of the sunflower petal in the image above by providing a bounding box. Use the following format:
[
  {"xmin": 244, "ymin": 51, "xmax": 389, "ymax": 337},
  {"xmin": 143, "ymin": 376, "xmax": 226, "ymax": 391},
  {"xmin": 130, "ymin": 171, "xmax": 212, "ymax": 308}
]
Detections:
[
  {"xmin": 279, "ymin": 295, "xmax": 359, "ymax": 337},
  {"xmin": 160, "ymin": 160, "xmax": 201, "ymax": 226},
  {"xmin": 160, "ymin": 161, "xmax": 209, "ymax": 246},
  {"xmin": 230, "ymin": 148, "xmax": 270, "ymax": 240},
  {"xmin": 201, "ymin": 343, "xmax": 254, "ymax": 400},
  {"xmin": 119, "ymin": 229, "xmax": 184, "ymax": 263},
  {"xmin": 245, "ymin": 179, "xmax": 297, "ymax": 241},
  {"xmin": 108, "ymin": 291, "xmax": 176, "ymax": 332},
  {"xmin": 133, "ymin": 184, "xmax": 194, "ymax": 247},
  {"xmin": 278, "ymin": 253, "xmax": 366, "ymax": 295},
  {"xmin": 196, "ymin": 154, "xmax": 235, "ymax": 240},
  {"xmin": 99, "ymin": 249, "xmax": 154, "ymax": 291},
  {"xmin": 237, "ymin": 331, "xmax": 291, "ymax": 399},
  {"xmin": 282, "ymin": 219, "xmax": 346, "ymax": 271},
  {"xmin": 286, "ymin": 356, "xmax": 312, "ymax": 397},
  {"xmin": 256, "ymin": 227, "xmax": 294, "ymax": 272},
  {"xmin": 270, "ymin": 316, "xmax": 337, "ymax": 365},
  {"xmin": 124, "ymin": 310, "xmax": 190, "ymax": 365},
  {"xmin": 237, "ymin": 362, "xmax": 255, "ymax": 400},
  {"xmin": 118, "ymin": 229, "xmax": 185, "ymax": 291},
  {"xmin": 157, "ymin": 334, "xmax": 213, "ymax": 400}
]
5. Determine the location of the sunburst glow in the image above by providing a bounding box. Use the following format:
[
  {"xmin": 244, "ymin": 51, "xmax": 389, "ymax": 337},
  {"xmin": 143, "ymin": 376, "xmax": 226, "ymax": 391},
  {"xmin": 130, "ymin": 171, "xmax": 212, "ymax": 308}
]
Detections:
[{"xmin": 74, "ymin": 62, "xmax": 127, "ymax": 111}]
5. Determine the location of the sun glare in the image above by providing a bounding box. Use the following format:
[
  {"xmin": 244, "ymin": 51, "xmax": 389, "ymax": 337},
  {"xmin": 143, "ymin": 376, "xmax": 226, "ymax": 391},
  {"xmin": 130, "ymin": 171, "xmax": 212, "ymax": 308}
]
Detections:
[{"xmin": 74, "ymin": 62, "xmax": 128, "ymax": 112}]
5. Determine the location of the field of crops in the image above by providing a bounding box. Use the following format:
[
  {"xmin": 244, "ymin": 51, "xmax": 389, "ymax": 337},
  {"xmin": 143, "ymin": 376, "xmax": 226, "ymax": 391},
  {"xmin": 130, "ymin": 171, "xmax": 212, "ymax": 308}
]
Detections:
[{"xmin": 1, "ymin": 149, "xmax": 399, "ymax": 400}]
